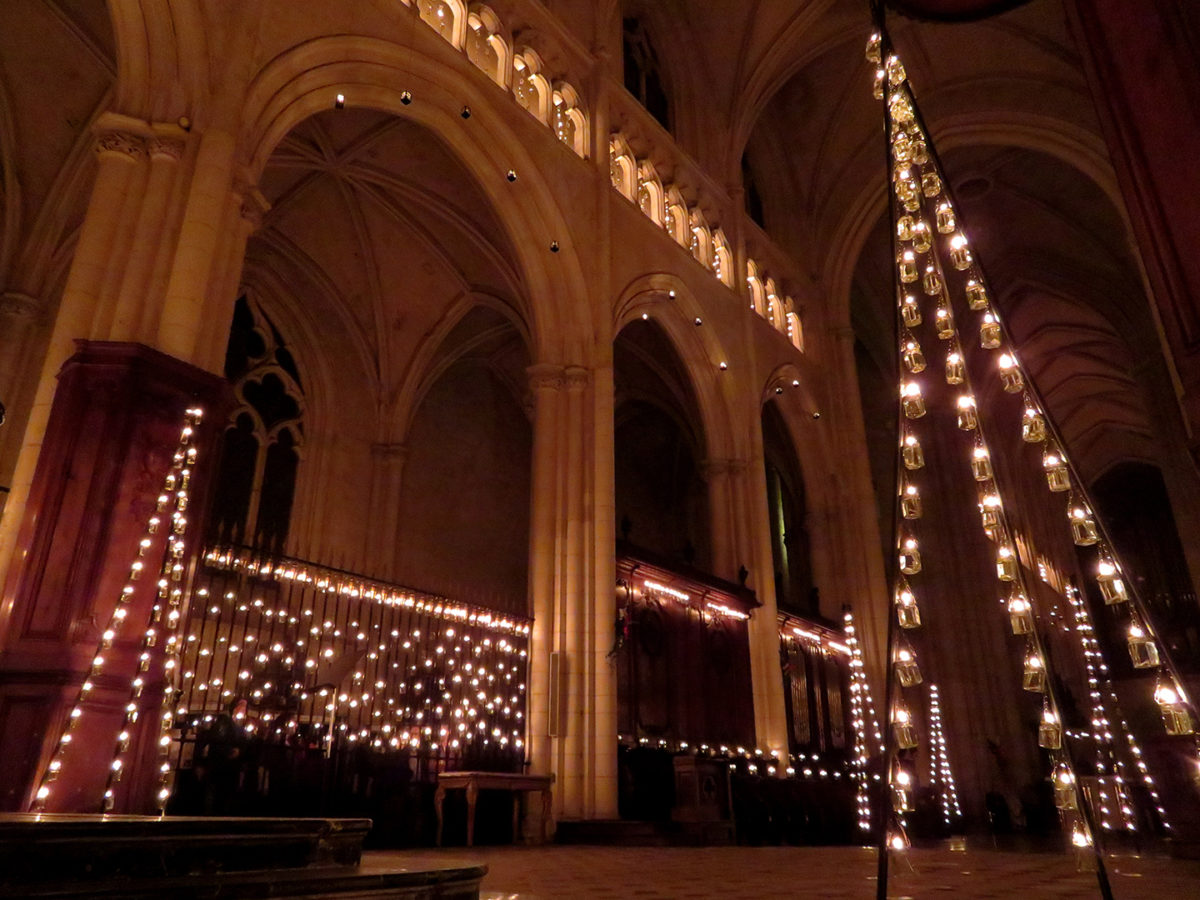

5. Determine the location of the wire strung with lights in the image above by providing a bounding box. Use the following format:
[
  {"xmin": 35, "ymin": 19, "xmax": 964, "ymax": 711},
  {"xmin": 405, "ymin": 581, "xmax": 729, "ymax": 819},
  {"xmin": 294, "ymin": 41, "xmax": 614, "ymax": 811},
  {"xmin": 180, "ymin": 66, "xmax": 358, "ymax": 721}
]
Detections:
[
  {"xmin": 926, "ymin": 684, "xmax": 962, "ymax": 828},
  {"xmin": 867, "ymin": 22, "xmax": 1114, "ymax": 897},
  {"xmin": 30, "ymin": 407, "xmax": 204, "ymax": 813},
  {"xmin": 843, "ymin": 606, "xmax": 884, "ymax": 833}
]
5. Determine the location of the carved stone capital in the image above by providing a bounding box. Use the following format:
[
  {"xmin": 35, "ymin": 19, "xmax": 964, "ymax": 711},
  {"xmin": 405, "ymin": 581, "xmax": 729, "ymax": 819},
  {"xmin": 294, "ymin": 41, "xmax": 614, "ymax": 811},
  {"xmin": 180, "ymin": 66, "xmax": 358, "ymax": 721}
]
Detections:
[
  {"xmin": 371, "ymin": 442, "xmax": 408, "ymax": 463},
  {"xmin": 526, "ymin": 363, "xmax": 565, "ymax": 392},
  {"xmin": 94, "ymin": 130, "xmax": 145, "ymax": 161},
  {"xmin": 235, "ymin": 182, "xmax": 271, "ymax": 229},
  {"xmin": 0, "ymin": 292, "xmax": 41, "ymax": 320},
  {"xmin": 564, "ymin": 366, "xmax": 589, "ymax": 391},
  {"xmin": 146, "ymin": 137, "xmax": 185, "ymax": 161},
  {"xmin": 700, "ymin": 458, "xmax": 734, "ymax": 479}
]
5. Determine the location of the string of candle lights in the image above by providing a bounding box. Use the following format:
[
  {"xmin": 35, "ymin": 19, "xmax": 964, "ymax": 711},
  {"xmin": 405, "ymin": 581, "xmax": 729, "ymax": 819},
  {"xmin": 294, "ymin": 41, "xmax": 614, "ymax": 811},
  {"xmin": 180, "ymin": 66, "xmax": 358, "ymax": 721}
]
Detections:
[
  {"xmin": 871, "ymin": 18, "xmax": 1200, "ymax": 799},
  {"xmin": 926, "ymin": 684, "xmax": 962, "ymax": 828},
  {"xmin": 843, "ymin": 607, "xmax": 884, "ymax": 833},
  {"xmin": 875, "ymin": 40, "xmax": 1104, "ymax": 860},
  {"xmin": 868, "ymin": 23, "xmax": 1112, "ymax": 892},
  {"xmin": 30, "ymin": 407, "xmax": 204, "ymax": 813}
]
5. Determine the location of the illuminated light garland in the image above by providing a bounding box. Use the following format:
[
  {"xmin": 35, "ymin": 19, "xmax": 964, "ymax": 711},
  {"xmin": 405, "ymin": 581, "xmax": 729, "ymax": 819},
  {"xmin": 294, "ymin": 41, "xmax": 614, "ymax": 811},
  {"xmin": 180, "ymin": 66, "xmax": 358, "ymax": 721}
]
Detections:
[
  {"xmin": 31, "ymin": 407, "xmax": 203, "ymax": 813},
  {"xmin": 1062, "ymin": 584, "xmax": 1153, "ymax": 832},
  {"xmin": 204, "ymin": 548, "xmax": 531, "ymax": 637},
  {"xmin": 927, "ymin": 684, "xmax": 962, "ymax": 827},
  {"xmin": 844, "ymin": 607, "xmax": 882, "ymax": 833}
]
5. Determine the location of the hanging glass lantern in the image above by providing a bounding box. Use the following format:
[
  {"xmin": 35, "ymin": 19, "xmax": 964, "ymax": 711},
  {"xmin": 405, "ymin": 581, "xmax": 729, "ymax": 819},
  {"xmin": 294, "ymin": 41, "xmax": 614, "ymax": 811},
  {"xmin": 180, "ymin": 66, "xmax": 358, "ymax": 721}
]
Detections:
[
  {"xmin": 965, "ymin": 278, "xmax": 988, "ymax": 310},
  {"xmin": 866, "ymin": 32, "xmax": 882, "ymax": 63},
  {"xmin": 893, "ymin": 706, "xmax": 918, "ymax": 749},
  {"xmin": 895, "ymin": 582, "xmax": 922, "ymax": 629},
  {"xmin": 980, "ymin": 312, "xmax": 1002, "ymax": 349},
  {"xmin": 889, "ymin": 93, "xmax": 914, "ymax": 125},
  {"xmin": 996, "ymin": 545, "xmax": 1017, "ymax": 582},
  {"xmin": 970, "ymin": 445, "xmax": 992, "ymax": 481},
  {"xmin": 1096, "ymin": 558, "xmax": 1128, "ymax": 605},
  {"xmin": 936, "ymin": 202, "xmax": 955, "ymax": 234},
  {"xmin": 873, "ymin": 69, "xmax": 886, "ymax": 100},
  {"xmin": 949, "ymin": 234, "xmax": 972, "ymax": 270},
  {"xmin": 895, "ymin": 170, "xmax": 919, "ymax": 209},
  {"xmin": 1038, "ymin": 707, "xmax": 1062, "ymax": 749},
  {"xmin": 892, "ymin": 131, "xmax": 911, "ymax": 163},
  {"xmin": 1022, "ymin": 405, "xmax": 1046, "ymax": 443},
  {"xmin": 945, "ymin": 347, "xmax": 965, "ymax": 384},
  {"xmin": 998, "ymin": 353, "xmax": 1024, "ymax": 393},
  {"xmin": 1070, "ymin": 822, "xmax": 1092, "ymax": 849},
  {"xmin": 1127, "ymin": 621, "xmax": 1159, "ymax": 669},
  {"xmin": 1068, "ymin": 504, "xmax": 1100, "ymax": 546},
  {"xmin": 901, "ymin": 483, "xmax": 922, "ymax": 519},
  {"xmin": 895, "ymin": 647, "xmax": 922, "ymax": 687},
  {"xmin": 899, "ymin": 250, "xmax": 918, "ymax": 283},
  {"xmin": 1008, "ymin": 592, "xmax": 1033, "ymax": 634},
  {"xmin": 902, "ymin": 336, "xmax": 927, "ymax": 373},
  {"xmin": 979, "ymin": 492, "xmax": 1002, "ymax": 534},
  {"xmin": 935, "ymin": 305, "xmax": 954, "ymax": 339},
  {"xmin": 900, "ymin": 293, "xmax": 921, "ymax": 327},
  {"xmin": 1052, "ymin": 765, "xmax": 1078, "ymax": 810},
  {"xmin": 912, "ymin": 220, "xmax": 932, "ymax": 254},
  {"xmin": 887, "ymin": 55, "xmax": 907, "ymax": 86},
  {"xmin": 902, "ymin": 432, "xmax": 924, "ymax": 470},
  {"xmin": 910, "ymin": 132, "xmax": 929, "ymax": 165},
  {"xmin": 956, "ymin": 395, "xmax": 977, "ymax": 431},
  {"xmin": 892, "ymin": 767, "xmax": 913, "ymax": 811},
  {"xmin": 1022, "ymin": 650, "xmax": 1046, "ymax": 692},
  {"xmin": 896, "ymin": 214, "xmax": 915, "ymax": 243},
  {"xmin": 1043, "ymin": 447, "xmax": 1070, "ymax": 492},
  {"xmin": 902, "ymin": 382, "xmax": 926, "ymax": 419},
  {"xmin": 922, "ymin": 265, "xmax": 943, "ymax": 296},
  {"xmin": 920, "ymin": 171, "xmax": 941, "ymax": 198},
  {"xmin": 900, "ymin": 538, "xmax": 922, "ymax": 575},
  {"xmin": 1154, "ymin": 683, "xmax": 1194, "ymax": 736}
]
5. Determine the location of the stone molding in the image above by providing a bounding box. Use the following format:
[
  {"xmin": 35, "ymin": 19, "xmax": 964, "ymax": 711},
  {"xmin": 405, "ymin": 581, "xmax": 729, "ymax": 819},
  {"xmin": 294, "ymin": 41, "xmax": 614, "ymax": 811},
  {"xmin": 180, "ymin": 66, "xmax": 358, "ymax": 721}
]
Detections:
[
  {"xmin": 146, "ymin": 137, "xmax": 185, "ymax": 161},
  {"xmin": 0, "ymin": 292, "xmax": 40, "ymax": 320},
  {"xmin": 94, "ymin": 130, "xmax": 145, "ymax": 161},
  {"xmin": 526, "ymin": 363, "xmax": 565, "ymax": 392}
]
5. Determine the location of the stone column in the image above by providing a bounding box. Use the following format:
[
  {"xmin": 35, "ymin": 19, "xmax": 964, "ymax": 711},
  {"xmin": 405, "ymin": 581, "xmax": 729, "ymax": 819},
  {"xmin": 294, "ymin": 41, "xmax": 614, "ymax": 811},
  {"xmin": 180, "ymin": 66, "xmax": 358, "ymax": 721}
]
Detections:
[
  {"xmin": 0, "ymin": 342, "xmax": 228, "ymax": 812},
  {"xmin": 525, "ymin": 364, "xmax": 563, "ymax": 787},
  {"xmin": 703, "ymin": 459, "xmax": 737, "ymax": 581},
  {"xmin": 0, "ymin": 126, "xmax": 147, "ymax": 597},
  {"xmin": 367, "ymin": 443, "xmax": 407, "ymax": 580}
]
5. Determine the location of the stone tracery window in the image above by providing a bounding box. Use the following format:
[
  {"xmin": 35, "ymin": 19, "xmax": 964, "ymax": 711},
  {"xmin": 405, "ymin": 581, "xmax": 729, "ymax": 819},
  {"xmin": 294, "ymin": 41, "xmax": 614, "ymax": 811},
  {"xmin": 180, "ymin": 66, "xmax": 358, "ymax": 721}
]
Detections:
[
  {"xmin": 609, "ymin": 136, "xmax": 636, "ymax": 201},
  {"xmin": 553, "ymin": 83, "xmax": 587, "ymax": 157},
  {"xmin": 210, "ymin": 296, "xmax": 305, "ymax": 556},
  {"xmin": 636, "ymin": 162, "xmax": 665, "ymax": 225},
  {"xmin": 623, "ymin": 17, "xmax": 671, "ymax": 131},
  {"xmin": 466, "ymin": 6, "xmax": 508, "ymax": 85},
  {"xmin": 712, "ymin": 229, "xmax": 733, "ymax": 287},
  {"xmin": 664, "ymin": 188, "xmax": 688, "ymax": 247},
  {"xmin": 746, "ymin": 259, "xmax": 766, "ymax": 317},
  {"xmin": 688, "ymin": 209, "xmax": 712, "ymax": 270},
  {"xmin": 513, "ymin": 50, "xmax": 551, "ymax": 123},
  {"xmin": 418, "ymin": 0, "xmax": 466, "ymax": 47}
]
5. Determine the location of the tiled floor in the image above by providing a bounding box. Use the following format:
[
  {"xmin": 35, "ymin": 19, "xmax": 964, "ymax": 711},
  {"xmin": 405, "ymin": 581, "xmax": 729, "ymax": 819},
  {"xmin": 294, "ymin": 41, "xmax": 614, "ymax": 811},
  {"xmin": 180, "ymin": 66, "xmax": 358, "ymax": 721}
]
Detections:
[{"xmin": 366, "ymin": 842, "xmax": 1200, "ymax": 899}]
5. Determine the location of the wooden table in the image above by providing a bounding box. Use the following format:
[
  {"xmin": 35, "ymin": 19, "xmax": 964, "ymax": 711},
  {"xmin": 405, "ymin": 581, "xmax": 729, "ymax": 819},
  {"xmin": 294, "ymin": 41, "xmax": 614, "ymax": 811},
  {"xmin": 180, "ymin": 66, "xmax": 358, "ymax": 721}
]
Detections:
[{"xmin": 434, "ymin": 771, "xmax": 554, "ymax": 847}]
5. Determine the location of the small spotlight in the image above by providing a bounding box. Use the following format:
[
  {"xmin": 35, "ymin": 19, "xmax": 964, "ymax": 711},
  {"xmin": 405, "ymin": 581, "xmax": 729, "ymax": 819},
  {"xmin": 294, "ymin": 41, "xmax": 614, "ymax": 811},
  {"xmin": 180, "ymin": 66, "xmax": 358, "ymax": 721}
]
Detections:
[
  {"xmin": 812, "ymin": 411, "xmax": 821, "ymax": 420},
  {"xmin": 461, "ymin": 106, "xmax": 472, "ymax": 119},
  {"xmin": 719, "ymin": 361, "xmax": 728, "ymax": 370},
  {"xmin": 694, "ymin": 317, "xmax": 703, "ymax": 326},
  {"xmin": 506, "ymin": 169, "xmax": 517, "ymax": 182},
  {"xmin": 549, "ymin": 241, "xmax": 560, "ymax": 253},
  {"xmin": 334, "ymin": 93, "xmax": 345, "ymax": 110},
  {"xmin": 775, "ymin": 386, "xmax": 783, "ymax": 394},
  {"xmin": 400, "ymin": 90, "xmax": 412, "ymax": 105},
  {"xmin": 641, "ymin": 313, "xmax": 649, "ymax": 320},
  {"xmin": 668, "ymin": 290, "xmax": 676, "ymax": 299},
  {"xmin": 792, "ymin": 379, "xmax": 800, "ymax": 387}
]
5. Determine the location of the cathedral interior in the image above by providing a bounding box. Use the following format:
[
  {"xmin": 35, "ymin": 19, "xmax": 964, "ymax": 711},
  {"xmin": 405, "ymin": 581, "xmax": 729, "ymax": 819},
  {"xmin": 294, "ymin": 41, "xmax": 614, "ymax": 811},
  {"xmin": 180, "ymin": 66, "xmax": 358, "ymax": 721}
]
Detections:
[{"xmin": 0, "ymin": 0, "xmax": 1198, "ymax": 895}]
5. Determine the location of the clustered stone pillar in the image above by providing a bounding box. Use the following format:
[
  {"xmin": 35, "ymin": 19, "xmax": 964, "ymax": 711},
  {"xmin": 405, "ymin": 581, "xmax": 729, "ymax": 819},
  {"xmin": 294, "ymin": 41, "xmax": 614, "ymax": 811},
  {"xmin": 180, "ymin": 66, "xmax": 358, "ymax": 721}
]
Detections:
[
  {"xmin": 524, "ymin": 362, "xmax": 619, "ymax": 824},
  {"xmin": 0, "ymin": 111, "xmax": 246, "ymax": 812}
]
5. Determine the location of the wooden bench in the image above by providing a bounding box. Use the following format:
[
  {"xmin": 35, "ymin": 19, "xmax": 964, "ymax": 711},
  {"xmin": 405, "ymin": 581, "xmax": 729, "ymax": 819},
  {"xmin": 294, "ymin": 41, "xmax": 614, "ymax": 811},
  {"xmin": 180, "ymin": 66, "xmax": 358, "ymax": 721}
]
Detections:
[{"xmin": 434, "ymin": 771, "xmax": 554, "ymax": 847}]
